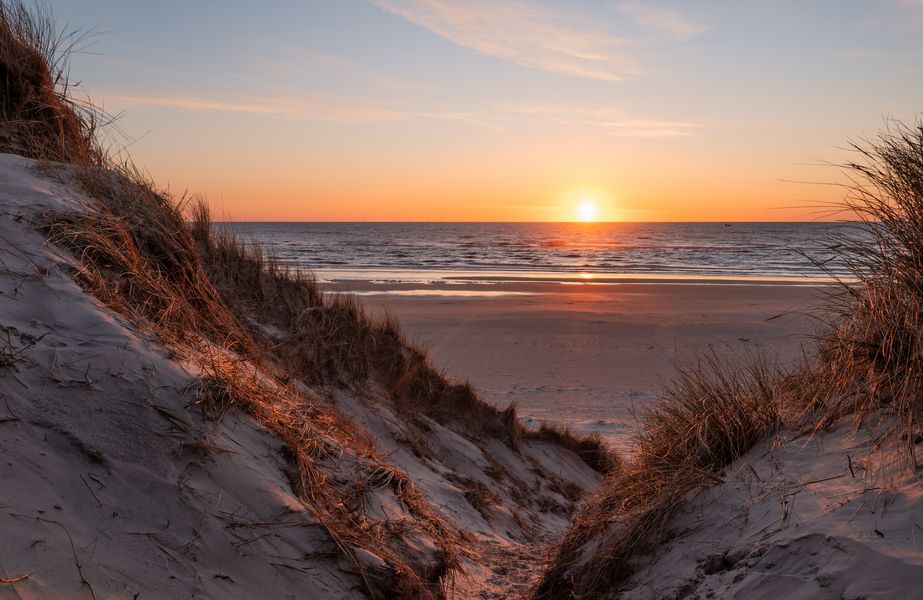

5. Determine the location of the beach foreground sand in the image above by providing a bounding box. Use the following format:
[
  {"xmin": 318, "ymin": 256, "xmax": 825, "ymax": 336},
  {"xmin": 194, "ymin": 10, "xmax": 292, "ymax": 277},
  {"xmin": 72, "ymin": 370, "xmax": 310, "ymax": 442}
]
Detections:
[{"xmin": 329, "ymin": 281, "xmax": 825, "ymax": 452}]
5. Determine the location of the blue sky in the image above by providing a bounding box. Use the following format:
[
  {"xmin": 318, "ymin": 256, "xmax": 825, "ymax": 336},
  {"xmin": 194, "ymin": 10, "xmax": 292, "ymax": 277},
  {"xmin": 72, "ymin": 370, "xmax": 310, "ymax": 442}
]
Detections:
[{"xmin": 45, "ymin": 0, "xmax": 923, "ymax": 220}]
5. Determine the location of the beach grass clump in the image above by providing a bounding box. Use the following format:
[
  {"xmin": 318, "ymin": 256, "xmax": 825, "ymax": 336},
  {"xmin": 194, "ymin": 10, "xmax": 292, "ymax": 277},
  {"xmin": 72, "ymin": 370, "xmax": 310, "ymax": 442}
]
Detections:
[
  {"xmin": 190, "ymin": 347, "xmax": 464, "ymax": 599},
  {"xmin": 45, "ymin": 171, "xmax": 255, "ymax": 356},
  {"xmin": 534, "ymin": 352, "xmax": 786, "ymax": 598},
  {"xmin": 0, "ymin": 0, "xmax": 102, "ymax": 164},
  {"xmin": 524, "ymin": 422, "xmax": 620, "ymax": 475},
  {"xmin": 804, "ymin": 120, "xmax": 923, "ymax": 468}
]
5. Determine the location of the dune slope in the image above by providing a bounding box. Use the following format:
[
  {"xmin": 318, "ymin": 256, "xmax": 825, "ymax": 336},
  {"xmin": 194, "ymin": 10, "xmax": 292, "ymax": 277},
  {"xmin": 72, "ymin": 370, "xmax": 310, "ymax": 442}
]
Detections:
[
  {"xmin": 617, "ymin": 422, "xmax": 923, "ymax": 599},
  {"xmin": 0, "ymin": 153, "xmax": 603, "ymax": 599}
]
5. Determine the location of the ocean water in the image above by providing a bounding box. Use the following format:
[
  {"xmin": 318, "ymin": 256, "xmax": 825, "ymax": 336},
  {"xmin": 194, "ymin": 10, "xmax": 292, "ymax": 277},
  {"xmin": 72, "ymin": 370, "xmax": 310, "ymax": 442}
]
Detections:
[{"xmin": 225, "ymin": 222, "xmax": 852, "ymax": 283}]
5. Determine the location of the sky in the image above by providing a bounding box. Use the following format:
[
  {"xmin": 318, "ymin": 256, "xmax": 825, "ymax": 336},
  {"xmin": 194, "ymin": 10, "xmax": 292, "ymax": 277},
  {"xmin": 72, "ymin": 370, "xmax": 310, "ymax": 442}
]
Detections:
[{"xmin": 46, "ymin": 0, "xmax": 923, "ymax": 221}]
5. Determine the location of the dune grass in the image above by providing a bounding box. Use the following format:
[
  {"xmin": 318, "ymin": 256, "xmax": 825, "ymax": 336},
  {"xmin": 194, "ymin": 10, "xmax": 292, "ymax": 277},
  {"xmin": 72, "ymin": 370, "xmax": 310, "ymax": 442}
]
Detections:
[
  {"xmin": 524, "ymin": 422, "xmax": 620, "ymax": 475},
  {"xmin": 190, "ymin": 204, "xmax": 518, "ymax": 437},
  {"xmin": 534, "ymin": 352, "xmax": 788, "ymax": 598},
  {"xmin": 805, "ymin": 121, "xmax": 923, "ymax": 469},
  {"xmin": 189, "ymin": 345, "xmax": 464, "ymax": 598},
  {"xmin": 45, "ymin": 170, "xmax": 256, "ymax": 355},
  {"xmin": 0, "ymin": 0, "xmax": 103, "ymax": 164}
]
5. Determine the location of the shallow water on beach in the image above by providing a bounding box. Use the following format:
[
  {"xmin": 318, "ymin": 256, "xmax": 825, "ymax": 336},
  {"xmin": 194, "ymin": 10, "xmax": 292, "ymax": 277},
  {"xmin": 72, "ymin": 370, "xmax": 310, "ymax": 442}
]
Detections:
[{"xmin": 226, "ymin": 221, "xmax": 853, "ymax": 282}]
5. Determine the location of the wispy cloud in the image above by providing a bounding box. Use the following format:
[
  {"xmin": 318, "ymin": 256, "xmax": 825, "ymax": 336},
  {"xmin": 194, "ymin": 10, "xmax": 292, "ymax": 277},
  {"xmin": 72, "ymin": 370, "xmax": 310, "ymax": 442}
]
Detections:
[
  {"xmin": 615, "ymin": 3, "xmax": 705, "ymax": 41},
  {"xmin": 370, "ymin": 0, "xmax": 639, "ymax": 80},
  {"xmin": 104, "ymin": 92, "xmax": 508, "ymax": 130},
  {"xmin": 109, "ymin": 95, "xmax": 298, "ymax": 115},
  {"xmin": 587, "ymin": 119, "xmax": 701, "ymax": 138},
  {"xmin": 106, "ymin": 93, "xmax": 700, "ymax": 137},
  {"xmin": 494, "ymin": 103, "xmax": 703, "ymax": 137},
  {"xmin": 106, "ymin": 93, "xmax": 404, "ymax": 121}
]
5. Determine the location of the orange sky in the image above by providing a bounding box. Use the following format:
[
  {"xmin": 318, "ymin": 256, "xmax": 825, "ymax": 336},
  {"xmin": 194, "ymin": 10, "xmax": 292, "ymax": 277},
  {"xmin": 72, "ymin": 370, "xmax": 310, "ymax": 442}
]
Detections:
[
  {"xmin": 134, "ymin": 116, "xmax": 846, "ymax": 222},
  {"xmin": 55, "ymin": 0, "xmax": 923, "ymax": 221}
]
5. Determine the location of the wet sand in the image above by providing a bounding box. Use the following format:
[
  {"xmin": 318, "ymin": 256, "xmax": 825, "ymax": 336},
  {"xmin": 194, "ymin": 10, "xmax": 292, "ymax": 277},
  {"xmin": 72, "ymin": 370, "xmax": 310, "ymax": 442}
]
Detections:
[{"xmin": 327, "ymin": 281, "xmax": 827, "ymax": 452}]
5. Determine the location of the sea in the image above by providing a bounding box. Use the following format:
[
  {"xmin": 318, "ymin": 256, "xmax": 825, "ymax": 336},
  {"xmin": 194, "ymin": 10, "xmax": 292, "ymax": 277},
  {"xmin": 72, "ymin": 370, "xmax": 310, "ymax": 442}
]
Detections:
[{"xmin": 224, "ymin": 221, "xmax": 853, "ymax": 283}]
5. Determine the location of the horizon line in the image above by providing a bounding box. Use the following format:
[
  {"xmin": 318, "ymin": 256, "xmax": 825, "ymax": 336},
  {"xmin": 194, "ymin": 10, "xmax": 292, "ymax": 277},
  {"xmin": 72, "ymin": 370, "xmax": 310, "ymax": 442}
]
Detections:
[{"xmin": 211, "ymin": 219, "xmax": 852, "ymax": 224}]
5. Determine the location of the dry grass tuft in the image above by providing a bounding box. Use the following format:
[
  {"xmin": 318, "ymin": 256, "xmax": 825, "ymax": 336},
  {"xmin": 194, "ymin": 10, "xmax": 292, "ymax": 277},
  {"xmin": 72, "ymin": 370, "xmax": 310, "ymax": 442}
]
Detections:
[
  {"xmin": 638, "ymin": 353, "xmax": 783, "ymax": 472},
  {"xmin": 44, "ymin": 169, "xmax": 254, "ymax": 355},
  {"xmin": 0, "ymin": 325, "xmax": 38, "ymax": 369},
  {"xmin": 524, "ymin": 422, "xmax": 620, "ymax": 475},
  {"xmin": 190, "ymin": 347, "xmax": 463, "ymax": 598},
  {"xmin": 534, "ymin": 352, "xmax": 787, "ymax": 598},
  {"xmin": 0, "ymin": 0, "xmax": 103, "ymax": 164},
  {"xmin": 445, "ymin": 473, "xmax": 500, "ymax": 520},
  {"xmin": 802, "ymin": 119, "xmax": 923, "ymax": 470}
]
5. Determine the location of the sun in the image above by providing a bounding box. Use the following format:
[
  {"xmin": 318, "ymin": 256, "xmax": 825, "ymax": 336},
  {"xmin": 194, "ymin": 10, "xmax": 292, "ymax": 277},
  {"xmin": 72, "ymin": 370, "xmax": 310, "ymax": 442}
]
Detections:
[
  {"xmin": 560, "ymin": 186, "xmax": 614, "ymax": 221},
  {"xmin": 575, "ymin": 198, "xmax": 600, "ymax": 222}
]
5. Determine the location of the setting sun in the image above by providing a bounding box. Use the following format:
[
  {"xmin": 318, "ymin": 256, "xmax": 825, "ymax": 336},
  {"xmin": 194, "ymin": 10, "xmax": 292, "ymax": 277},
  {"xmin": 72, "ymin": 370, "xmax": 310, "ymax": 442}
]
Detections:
[{"xmin": 576, "ymin": 199, "xmax": 600, "ymax": 222}]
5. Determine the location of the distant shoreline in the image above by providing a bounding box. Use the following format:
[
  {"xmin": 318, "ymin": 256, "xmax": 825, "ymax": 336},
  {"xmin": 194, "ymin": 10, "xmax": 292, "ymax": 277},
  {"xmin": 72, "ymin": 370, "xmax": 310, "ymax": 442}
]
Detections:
[
  {"xmin": 216, "ymin": 220, "xmax": 849, "ymax": 225},
  {"xmin": 316, "ymin": 268, "xmax": 844, "ymax": 294}
]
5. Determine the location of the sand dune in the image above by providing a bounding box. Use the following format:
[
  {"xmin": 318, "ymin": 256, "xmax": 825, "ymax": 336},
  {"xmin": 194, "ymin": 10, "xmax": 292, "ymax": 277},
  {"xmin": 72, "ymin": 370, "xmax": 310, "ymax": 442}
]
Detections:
[
  {"xmin": 619, "ymin": 418, "xmax": 923, "ymax": 599},
  {"xmin": 0, "ymin": 154, "xmax": 602, "ymax": 598}
]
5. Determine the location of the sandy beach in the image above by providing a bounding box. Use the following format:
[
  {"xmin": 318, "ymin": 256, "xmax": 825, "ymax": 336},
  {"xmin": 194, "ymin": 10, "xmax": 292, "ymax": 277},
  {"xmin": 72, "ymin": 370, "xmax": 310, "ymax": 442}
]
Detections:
[{"xmin": 328, "ymin": 281, "xmax": 825, "ymax": 452}]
